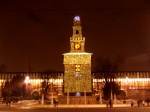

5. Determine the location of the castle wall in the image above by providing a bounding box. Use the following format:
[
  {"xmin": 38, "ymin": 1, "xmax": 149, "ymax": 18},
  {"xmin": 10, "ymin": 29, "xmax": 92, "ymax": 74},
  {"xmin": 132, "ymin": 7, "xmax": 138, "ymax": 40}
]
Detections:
[{"xmin": 0, "ymin": 72, "xmax": 150, "ymax": 99}]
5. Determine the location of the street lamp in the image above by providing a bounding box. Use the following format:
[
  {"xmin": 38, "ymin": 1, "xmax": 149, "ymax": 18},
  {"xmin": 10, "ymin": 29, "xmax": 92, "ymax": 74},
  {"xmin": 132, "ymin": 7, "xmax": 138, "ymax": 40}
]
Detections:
[
  {"xmin": 98, "ymin": 90, "xmax": 102, "ymax": 104},
  {"xmin": 41, "ymin": 80, "xmax": 46, "ymax": 105},
  {"xmin": 24, "ymin": 76, "xmax": 30, "ymax": 94},
  {"xmin": 125, "ymin": 77, "xmax": 129, "ymax": 97},
  {"xmin": 50, "ymin": 82, "xmax": 54, "ymax": 105}
]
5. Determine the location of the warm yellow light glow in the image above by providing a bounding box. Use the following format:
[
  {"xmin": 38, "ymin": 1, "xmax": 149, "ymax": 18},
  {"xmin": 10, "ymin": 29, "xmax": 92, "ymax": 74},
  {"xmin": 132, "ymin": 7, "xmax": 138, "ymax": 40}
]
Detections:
[
  {"xmin": 48, "ymin": 79, "xmax": 63, "ymax": 84},
  {"xmin": 63, "ymin": 53, "xmax": 92, "ymax": 64},
  {"xmin": 64, "ymin": 64, "xmax": 92, "ymax": 92},
  {"xmin": 0, "ymin": 79, "xmax": 4, "ymax": 83},
  {"xmin": 75, "ymin": 64, "xmax": 81, "ymax": 72},
  {"xmin": 25, "ymin": 76, "xmax": 30, "ymax": 83},
  {"xmin": 75, "ymin": 43, "xmax": 81, "ymax": 50}
]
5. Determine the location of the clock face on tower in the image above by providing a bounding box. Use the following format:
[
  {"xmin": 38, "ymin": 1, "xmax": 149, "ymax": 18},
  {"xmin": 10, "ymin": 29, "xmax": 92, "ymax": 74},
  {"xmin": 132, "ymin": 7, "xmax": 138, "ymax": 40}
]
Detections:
[{"xmin": 74, "ymin": 43, "xmax": 81, "ymax": 50}]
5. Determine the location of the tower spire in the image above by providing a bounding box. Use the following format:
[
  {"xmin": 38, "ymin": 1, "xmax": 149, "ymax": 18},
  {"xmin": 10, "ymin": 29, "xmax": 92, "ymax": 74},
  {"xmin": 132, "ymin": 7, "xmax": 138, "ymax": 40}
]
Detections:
[
  {"xmin": 74, "ymin": 16, "xmax": 81, "ymax": 26},
  {"xmin": 70, "ymin": 16, "xmax": 85, "ymax": 52}
]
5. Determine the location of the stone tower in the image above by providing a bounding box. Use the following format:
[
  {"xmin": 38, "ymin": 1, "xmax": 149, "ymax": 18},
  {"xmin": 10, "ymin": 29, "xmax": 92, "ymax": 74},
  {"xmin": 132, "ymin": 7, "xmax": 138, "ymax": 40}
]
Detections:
[{"xmin": 63, "ymin": 16, "xmax": 92, "ymax": 93}]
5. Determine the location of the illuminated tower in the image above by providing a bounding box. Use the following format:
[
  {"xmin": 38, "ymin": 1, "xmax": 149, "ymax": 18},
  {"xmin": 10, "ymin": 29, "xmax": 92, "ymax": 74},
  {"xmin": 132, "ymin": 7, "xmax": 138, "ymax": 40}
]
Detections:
[{"xmin": 63, "ymin": 16, "xmax": 92, "ymax": 93}]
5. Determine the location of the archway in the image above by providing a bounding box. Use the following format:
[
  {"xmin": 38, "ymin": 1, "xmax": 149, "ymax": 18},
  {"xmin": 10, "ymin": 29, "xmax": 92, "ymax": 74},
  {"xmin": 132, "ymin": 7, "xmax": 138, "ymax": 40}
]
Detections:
[
  {"xmin": 117, "ymin": 90, "xmax": 127, "ymax": 99},
  {"xmin": 32, "ymin": 91, "xmax": 40, "ymax": 100}
]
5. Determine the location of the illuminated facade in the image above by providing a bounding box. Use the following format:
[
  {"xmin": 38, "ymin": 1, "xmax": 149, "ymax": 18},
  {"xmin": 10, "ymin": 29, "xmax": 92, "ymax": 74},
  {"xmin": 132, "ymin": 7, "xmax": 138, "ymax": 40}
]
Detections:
[
  {"xmin": 92, "ymin": 72, "xmax": 150, "ymax": 99},
  {"xmin": 0, "ymin": 71, "xmax": 150, "ymax": 99},
  {"xmin": 63, "ymin": 16, "xmax": 92, "ymax": 92},
  {"xmin": 0, "ymin": 72, "xmax": 63, "ymax": 98}
]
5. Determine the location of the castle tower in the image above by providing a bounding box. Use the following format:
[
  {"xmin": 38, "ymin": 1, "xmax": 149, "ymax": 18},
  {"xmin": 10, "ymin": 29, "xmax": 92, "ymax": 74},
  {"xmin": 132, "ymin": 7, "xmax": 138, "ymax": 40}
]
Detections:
[{"xmin": 63, "ymin": 16, "xmax": 92, "ymax": 93}]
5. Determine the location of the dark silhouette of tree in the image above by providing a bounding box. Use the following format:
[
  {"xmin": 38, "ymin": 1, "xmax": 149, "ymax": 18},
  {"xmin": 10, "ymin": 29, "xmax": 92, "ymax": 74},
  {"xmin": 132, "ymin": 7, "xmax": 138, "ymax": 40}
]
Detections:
[
  {"xmin": 94, "ymin": 55, "xmax": 124, "ymax": 99},
  {"xmin": 2, "ymin": 75, "xmax": 25, "ymax": 97},
  {"xmin": 41, "ymin": 70, "xmax": 61, "ymax": 96},
  {"xmin": 94, "ymin": 55, "xmax": 124, "ymax": 82},
  {"xmin": 103, "ymin": 81, "xmax": 121, "ymax": 100}
]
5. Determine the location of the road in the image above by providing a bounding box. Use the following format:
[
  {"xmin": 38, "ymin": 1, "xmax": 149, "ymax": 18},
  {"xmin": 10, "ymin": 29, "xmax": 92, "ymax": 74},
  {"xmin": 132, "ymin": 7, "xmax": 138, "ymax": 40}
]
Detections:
[{"xmin": 0, "ymin": 106, "xmax": 150, "ymax": 112}]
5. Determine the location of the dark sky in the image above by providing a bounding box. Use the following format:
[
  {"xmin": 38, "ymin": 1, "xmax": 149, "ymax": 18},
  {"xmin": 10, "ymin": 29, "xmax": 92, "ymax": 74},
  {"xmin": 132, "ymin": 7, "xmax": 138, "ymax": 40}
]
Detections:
[{"xmin": 0, "ymin": 0, "xmax": 150, "ymax": 72}]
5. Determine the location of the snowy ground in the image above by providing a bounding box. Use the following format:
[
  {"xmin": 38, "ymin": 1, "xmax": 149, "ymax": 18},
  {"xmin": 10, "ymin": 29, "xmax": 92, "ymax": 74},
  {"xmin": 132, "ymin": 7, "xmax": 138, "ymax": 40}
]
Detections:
[
  {"xmin": 11, "ymin": 99, "xmax": 138, "ymax": 106},
  {"xmin": 13, "ymin": 100, "xmax": 41, "ymax": 105}
]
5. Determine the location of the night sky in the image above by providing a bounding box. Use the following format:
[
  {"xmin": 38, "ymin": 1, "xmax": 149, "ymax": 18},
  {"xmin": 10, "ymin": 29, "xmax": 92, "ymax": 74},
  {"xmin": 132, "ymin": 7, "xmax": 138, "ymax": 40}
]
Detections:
[{"xmin": 0, "ymin": 0, "xmax": 150, "ymax": 72}]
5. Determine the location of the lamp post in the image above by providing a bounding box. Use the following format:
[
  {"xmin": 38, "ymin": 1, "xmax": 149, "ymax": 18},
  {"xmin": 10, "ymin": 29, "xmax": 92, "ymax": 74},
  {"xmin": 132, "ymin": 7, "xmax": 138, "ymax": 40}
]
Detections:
[
  {"xmin": 125, "ymin": 77, "xmax": 129, "ymax": 97},
  {"xmin": 50, "ymin": 82, "xmax": 54, "ymax": 105},
  {"xmin": 110, "ymin": 78, "xmax": 113, "ymax": 100},
  {"xmin": 99, "ymin": 90, "xmax": 102, "ymax": 104},
  {"xmin": 110, "ymin": 87, "xmax": 113, "ymax": 100},
  {"xmin": 41, "ymin": 80, "xmax": 46, "ymax": 105},
  {"xmin": 0, "ymin": 80, "xmax": 4, "ymax": 98}
]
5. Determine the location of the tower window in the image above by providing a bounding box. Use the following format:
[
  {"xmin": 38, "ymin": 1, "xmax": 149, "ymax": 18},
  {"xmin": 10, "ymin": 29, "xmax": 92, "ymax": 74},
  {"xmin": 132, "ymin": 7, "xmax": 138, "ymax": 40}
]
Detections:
[
  {"xmin": 75, "ymin": 64, "xmax": 81, "ymax": 72},
  {"xmin": 76, "ymin": 30, "xmax": 79, "ymax": 34}
]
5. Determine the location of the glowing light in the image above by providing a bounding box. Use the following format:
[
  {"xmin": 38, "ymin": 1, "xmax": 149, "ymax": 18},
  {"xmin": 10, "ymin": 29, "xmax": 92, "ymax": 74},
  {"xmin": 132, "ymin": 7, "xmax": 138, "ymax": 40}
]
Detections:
[
  {"xmin": 74, "ymin": 16, "xmax": 80, "ymax": 21},
  {"xmin": 125, "ymin": 77, "xmax": 129, "ymax": 82},
  {"xmin": 63, "ymin": 53, "xmax": 92, "ymax": 64},
  {"xmin": 64, "ymin": 64, "xmax": 92, "ymax": 92},
  {"xmin": 0, "ymin": 79, "xmax": 4, "ymax": 83},
  {"xmin": 25, "ymin": 76, "xmax": 30, "ymax": 83}
]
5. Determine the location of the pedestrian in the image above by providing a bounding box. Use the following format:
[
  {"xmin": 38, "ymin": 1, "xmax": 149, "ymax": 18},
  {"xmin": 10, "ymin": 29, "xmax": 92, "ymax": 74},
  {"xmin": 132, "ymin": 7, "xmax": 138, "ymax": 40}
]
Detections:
[
  {"xmin": 106, "ymin": 100, "xmax": 109, "ymax": 107},
  {"xmin": 6, "ymin": 98, "xmax": 8, "ymax": 106},
  {"xmin": 53, "ymin": 98, "xmax": 56, "ymax": 108},
  {"xmin": 137, "ymin": 100, "xmax": 140, "ymax": 107},
  {"xmin": 109, "ymin": 99, "xmax": 113, "ymax": 108},
  {"xmin": 56, "ymin": 99, "xmax": 58, "ymax": 107},
  {"xmin": 110, "ymin": 99, "xmax": 113, "ymax": 107},
  {"xmin": 8, "ymin": 98, "xmax": 11, "ymax": 106},
  {"xmin": 131, "ymin": 101, "xmax": 134, "ymax": 107},
  {"xmin": 146, "ymin": 99, "xmax": 149, "ymax": 107},
  {"xmin": 142, "ymin": 100, "xmax": 145, "ymax": 106}
]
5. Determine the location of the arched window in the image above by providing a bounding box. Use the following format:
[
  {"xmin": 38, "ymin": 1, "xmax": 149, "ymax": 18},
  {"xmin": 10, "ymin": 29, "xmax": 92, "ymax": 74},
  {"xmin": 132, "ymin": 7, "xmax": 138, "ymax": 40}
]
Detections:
[{"xmin": 76, "ymin": 30, "xmax": 79, "ymax": 34}]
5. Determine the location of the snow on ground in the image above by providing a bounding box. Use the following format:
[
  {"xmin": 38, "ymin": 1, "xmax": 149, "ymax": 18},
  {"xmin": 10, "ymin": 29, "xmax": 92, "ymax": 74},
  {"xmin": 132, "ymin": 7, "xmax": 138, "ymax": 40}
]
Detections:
[
  {"xmin": 14, "ymin": 100, "xmax": 40, "ymax": 105},
  {"xmin": 12, "ymin": 99, "xmax": 138, "ymax": 106}
]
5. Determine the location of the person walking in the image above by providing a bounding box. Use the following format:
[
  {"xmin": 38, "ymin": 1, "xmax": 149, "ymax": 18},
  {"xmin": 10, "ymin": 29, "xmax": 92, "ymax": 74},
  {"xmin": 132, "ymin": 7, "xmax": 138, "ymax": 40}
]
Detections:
[
  {"xmin": 8, "ymin": 98, "xmax": 11, "ymax": 106},
  {"xmin": 106, "ymin": 100, "xmax": 109, "ymax": 107},
  {"xmin": 131, "ymin": 101, "xmax": 134, "ymax": 107},
  {"xmin": 137, "ymin": 100, "xmax": 140, "ymax": 107},
  {"xmin": 6, "ymin": 98, "xmax": 8, "ymax": 106},
  {"xmin": 53, "ymin": 98, "xmax": 56, "ymax": 108},
  {"xmin": 142, "ymin": 100, "xmax": 145, "ymax": 106},
  {"xmin": 109, "ymin": 99, "xmax": 113, "ymax": 108}
]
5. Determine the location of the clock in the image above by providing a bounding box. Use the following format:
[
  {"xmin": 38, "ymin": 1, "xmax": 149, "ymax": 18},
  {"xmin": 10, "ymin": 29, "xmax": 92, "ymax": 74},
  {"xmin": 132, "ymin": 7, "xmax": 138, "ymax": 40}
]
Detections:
[{"xmin": 75, "ymin": 43, "xmax": 81, "ymax": 50}]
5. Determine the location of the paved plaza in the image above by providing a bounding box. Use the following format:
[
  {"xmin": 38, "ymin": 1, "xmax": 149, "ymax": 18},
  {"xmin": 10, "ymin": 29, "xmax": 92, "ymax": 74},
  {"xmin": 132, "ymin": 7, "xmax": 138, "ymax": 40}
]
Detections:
[{"xmin": 0, "ymin": 103, "xmax": 150, "ymax": 112}]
